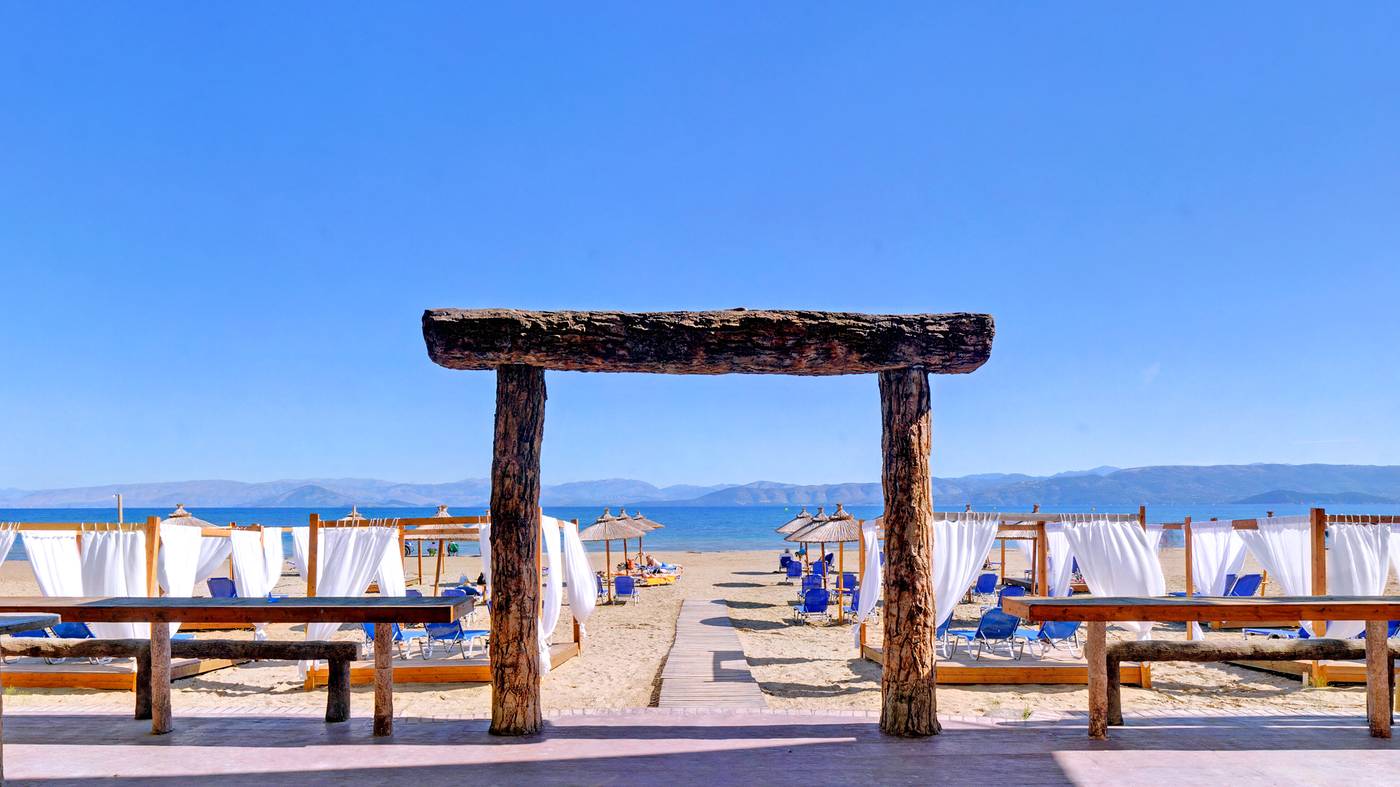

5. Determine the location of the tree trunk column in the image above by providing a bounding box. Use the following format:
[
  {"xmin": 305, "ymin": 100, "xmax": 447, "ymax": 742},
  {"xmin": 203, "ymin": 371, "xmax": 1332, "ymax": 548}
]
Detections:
[
  {"xmin": 489, "ymin": 364, "xmax": 547, "ymax": 736},
  {"xmin": 878, "ymin": 367, "xmax": 939, "ymax": 737}
]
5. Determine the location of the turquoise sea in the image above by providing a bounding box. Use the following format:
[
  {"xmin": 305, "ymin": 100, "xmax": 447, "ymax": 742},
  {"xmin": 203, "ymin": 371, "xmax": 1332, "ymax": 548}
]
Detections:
[{"xmin": 5, "ymin": 503, "xmax": 1400, "ymax": 560}]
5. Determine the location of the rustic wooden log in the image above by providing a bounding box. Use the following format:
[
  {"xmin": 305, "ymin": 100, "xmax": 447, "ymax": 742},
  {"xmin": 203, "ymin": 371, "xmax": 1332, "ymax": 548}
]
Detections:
[
  {"xmin": 326, "ymin": 657, "xmax": 352, "ymax": 723},
  {"xmin": 1105, "ymin": 638, "xmax": 1400, "ymax": 727},
  {"xmin": 1085, "ymin": 622, "xmax": 1107, "ymax": 740},
  {"xmin": 2, "ymin": 637, "xmax": 357, "ymax": 661},
  {"xmin": 423, "ymin": 309, "xmax": 995, "ymax": 376},
  {"xmin": 877, "ymin": 367, "xmax": 939, "ymax": 737},
  {"xmin": 136, "ymin": 649, "xmax": 152, "ymax": 720},
  {"xmin": 149, "ymin": 622, "xmax": 172, "ymax": 734},
  {"xmin": 1367, "ymin": 621, "xmax": 1392, "ymax": 738},
  {"xmin": 489, "ymin": 364, "xmax": 546, "ymax": 736},
  {"xmin": 374, "ymin": 623, "xmax": 393, "ymax": 737}
]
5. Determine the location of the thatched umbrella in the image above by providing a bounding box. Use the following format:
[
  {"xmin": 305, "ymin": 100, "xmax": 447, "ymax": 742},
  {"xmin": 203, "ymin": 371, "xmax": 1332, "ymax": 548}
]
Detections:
[
  {"xmin": 578, "ymin": 513, "xmax": 646, "ymax": 603},
  {"xmin": 338, "ymin": 506, "xmax": 367, "ymax": 522},
  {"xmin": 787, "ymin": 508, "xmax": 861, "ymax": 622},
  {"xmin": 776, "ymin": 507, "xmax": 812, "ymax": 535},
  {"xmin": 625, "ymin": 511, "xmax": 664, "ymax": 563},
  {"xmin": 161, "ymin": 503, "xmax": 217, "ymax": 529}
]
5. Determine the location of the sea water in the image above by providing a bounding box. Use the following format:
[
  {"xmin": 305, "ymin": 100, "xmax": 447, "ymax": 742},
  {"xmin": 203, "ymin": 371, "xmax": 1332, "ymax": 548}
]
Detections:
[{"xmin": 4, "ymin": 503, "xmax": 1400, "ymax": 560}]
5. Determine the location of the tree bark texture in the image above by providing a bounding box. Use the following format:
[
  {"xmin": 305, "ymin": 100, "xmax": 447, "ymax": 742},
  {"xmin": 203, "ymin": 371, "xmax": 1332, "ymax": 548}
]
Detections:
[
  {"xmin": 424, "ymin": 309, "xmax": 994, "ymax": 376},
  {"xmin": 489, "ymin": 364, "xmax": 547, "ymax": 736},
  {"xmin": 878, "ymin": 367, "xmax": 939, "ymax": 737}
]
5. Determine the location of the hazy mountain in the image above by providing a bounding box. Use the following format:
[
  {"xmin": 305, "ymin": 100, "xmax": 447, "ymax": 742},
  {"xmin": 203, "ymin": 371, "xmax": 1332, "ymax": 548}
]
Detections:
[
  {"xmin": 1231, "ymin": 489, "xmax": 1397, "ymax": 505},
  {"xmin": 6, "ymin": 464, "xmax": 1400, "ymax": 509}
]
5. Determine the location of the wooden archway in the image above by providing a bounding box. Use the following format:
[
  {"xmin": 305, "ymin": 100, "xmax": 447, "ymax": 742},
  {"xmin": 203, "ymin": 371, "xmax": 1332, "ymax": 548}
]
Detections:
[{"xmin": 422, "ymin": 308, "xmax": 995, "ymax": 737}]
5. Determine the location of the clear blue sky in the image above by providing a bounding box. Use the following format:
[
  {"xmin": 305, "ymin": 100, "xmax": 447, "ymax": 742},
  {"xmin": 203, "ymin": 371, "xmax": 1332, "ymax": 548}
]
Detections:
[{"xmin": 3, "ymin": 4, "xmax": 1398, "ymax": 490}]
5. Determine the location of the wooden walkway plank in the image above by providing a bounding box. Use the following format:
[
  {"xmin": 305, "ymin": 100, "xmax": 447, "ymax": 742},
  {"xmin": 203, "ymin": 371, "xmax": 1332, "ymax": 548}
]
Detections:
[{"xmin": 656, "ymin": 600, "xmax": 767, "ymax": 709}]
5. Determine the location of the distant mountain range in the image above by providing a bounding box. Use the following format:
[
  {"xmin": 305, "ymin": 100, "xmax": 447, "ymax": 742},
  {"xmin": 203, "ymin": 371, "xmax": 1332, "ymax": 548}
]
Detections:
[{"xmin": 4, "ymin": 464, "xmax": 1400, "ymax": 509}]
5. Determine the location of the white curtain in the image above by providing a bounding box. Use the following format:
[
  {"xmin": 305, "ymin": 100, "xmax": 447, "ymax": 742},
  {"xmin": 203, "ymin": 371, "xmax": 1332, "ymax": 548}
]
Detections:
[
  {"xmin": 538, "ymin": 516, "xmax": 564, "ymax": 674},
  {"xmin": 0, "ymin": 525, "xmax": 18, "ymax": 574},
  {"xmin": 1060, "ymin": 518, "xmax": 1166, "ymax": 640},
  {"xmin": 290, "ymin": 528, "xmax": 323, "ymax": 582},
  {"xmin": 1018, "ymin": 525, "xmax": 1076, "ymax": 598},
  {"xmin": 261, "ymin": 527, "xmax": 285, "ymax": 588},
  {"xmin": 374, "ymin": 531, "xmax": 407, "ymax": 597},
  {"xmin": 157, "ymin": 524, "xmax": 203, "ymax": 595},
  {"xmin": 1238, "ymin": 515, "xmax": 1313, "ymax": 631},
  {"xmin": 1145, "ymin": 523, "xmax": 1165, "ymax": 555},
  {"xmin": 1186, "ymin": 520, "xmax": 1247, "ymax": 637},
  {"xmin": 79, "ymin": 531, "xmax": 150, "ymax": 639},
  {"xmin": 479, "ymin": 523, "xmax": 493, "ymax": 599},
  {"xmin": 1325, "ymin": 523, "xmax": 1389, "ymax": 639},
  {"xmin": 851, "ymin": 521, "xmax": 883, "ymax": 647},
  {"xmin": 231, "ymin": 530, "xmax": 278, "ymax": 640},
  {"xmin": 25, "ymin": 532, "xmax": 84, "ymax": 596},
  {"xmin": 560, "ymin": 518, "xmax": 596, "ymax": 637},
  {"xmin": 932, "ymin": 513, "xmax": 1000, "ymax": 628},
  {"xmin": 194, "ymin": 537, "xmax": 233, "ymax": 584},
  {"xmin": 300, "ymin": 525, "xmax": 398, "ymax": 677},
  {"xmin": 1389, "ymin": 524, "xmax": 1400, "ymax": 588}
]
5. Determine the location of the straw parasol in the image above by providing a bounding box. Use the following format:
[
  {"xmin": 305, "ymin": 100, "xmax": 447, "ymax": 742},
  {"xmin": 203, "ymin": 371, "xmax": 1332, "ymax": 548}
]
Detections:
[
  {"xmin": 578, "ymin": 511, "xmax": 647, "ymax": 603},
  {"xmin": 338, "ymin": 506, "xmax": 367, "ymax": 522},
  {"xmin": 161, "ymin": 503, "xmax": 217, "ymax": 529},
  {"xmin": 622, "ymin": 510, "xmax": 664, "ymax": 562},
  {"xmin": 787, "ymin": 503, "xmax": 861, "ymax": 622},
  {"xmin": 775, "ymin": 506, "xmax": 812, "ymax": 535}
]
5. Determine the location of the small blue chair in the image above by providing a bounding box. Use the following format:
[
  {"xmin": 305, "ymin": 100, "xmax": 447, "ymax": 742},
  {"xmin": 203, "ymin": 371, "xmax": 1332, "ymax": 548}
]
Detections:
[
  {"xmin": 798, "ymin": 574, "xmax": 823, "ymax": 599},
  {"xmin": 360, "ymin": 622, "xmax": 427, "ymax": 659},
  {"xmin": 792, "ymin": 588, "xmax": 831, "ymax": 624},
  {"xmin": 936, "ymin": 618, "xmax": 955, "ymax": 657},
  {"xmin": 782, "ymin": 561, "xmax": 803, "ymax": 584},
  {"xmin": 840, "ymin": 572, "xmax": 858, "ymax": 595},
  {"xmin": 1227, "ymin": 573, "xmax": 1262, "ymax": 597},
  {"xmin": 779, "ymin": 555, "xmax": 793, "ymax": 572},
  {"xmin": 824, "ymin": 553, "xmax": 835, "ymax": 568},
  {"xmin": 1017, "ymin": 620, "xmax": 1082, "ymax": 657},
  {"xmin": 810, "ymin": 561, "xmax": 827, "ymax": 578},
  {"xmin": 948, "ymin": 608, "xmax": 1025, "ymax": 660},
  {"xmin": 972, "ymin": 572, "xmax": 998, "ymax": 601},
  {"xmin": 614, "ymin": 575, "xmax": 639, "ymax": 603},
  {"xmin": 207, "ymin": 577, "xmax": 237, "ymax": 599},
  {"xmin": 405, "ymin": 588, "xmax": 423, "ymax": 598},
  {"xmin": 842, "ymin": 587, "xmax": 860, "ymax": 616},
  {"xmin": 421, "ymin": 621, "xmax": 489, "ymax": 659}
]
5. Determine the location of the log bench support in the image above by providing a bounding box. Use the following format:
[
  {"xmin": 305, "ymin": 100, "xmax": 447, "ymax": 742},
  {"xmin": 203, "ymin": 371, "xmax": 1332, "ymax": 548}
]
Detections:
[
  {"xmin": 1103, "ymin": 637, "xmax": 1399, "ymax": 737},
  {"xmin": 2, "ymin": 638, "xmax": 359, "ymax": 727}
]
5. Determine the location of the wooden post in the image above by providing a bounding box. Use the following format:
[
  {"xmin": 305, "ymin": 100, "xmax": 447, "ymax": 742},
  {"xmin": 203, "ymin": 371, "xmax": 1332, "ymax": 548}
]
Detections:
[
  {"xmin": 1035, "ymin": 523, "xmax": 1049, "ymax": 596},
  {"xmin": 838, "ymin": 541, "xmax": 845, "ymax": 623},
  {"xmin": 417, "ymin": 543, "xmax": 423, "ymax": 585},
  {"xmin": 307, "ymin": 513, "xmax": 321, "ymax": 597},
  {"xmin": 434, "ymin": 539, "xmax": 445, "ymax": 594},
  {"xmin": 1184, "ymin": 517, "xmax": 1194, "ymax": 640},
  {"xmin": 373, "ymin": 622, "xmax": 393, "ymax": 736},
  {"xmin": 144, "ymin": 516, "xmax": 160, "ymax": 597},
  {"xmin": 877, "ymin": 367, "xmax": 939, "ymax": 737},
  {"xmin": 999, "ymin": 538, "xmax": 1006, "ymax": 584},
  {"xmin": 326, "ymin": 658, "xmax": 351, "ymax": 723},
  {"xmin": 1367, "ymin": 619, "xmax": 1392, "ymax": 738},
  {"xmin": 605, "ymin": 541, "xmax": 613, "ymax": 603},
  {"xmin": 149, "ymin": 619, "xmax": 172, "ymax": 734},
  {"xmin": 1086, "ymin": 620, "xmax": 1108, "ymax": 739},
  {"xmin": 488, "ymin": 364, "xmax": 546, "ymax": 737},
  {"xmin": 1310, "ymin": 507, "xmax": 1328, "ymax": 638}
]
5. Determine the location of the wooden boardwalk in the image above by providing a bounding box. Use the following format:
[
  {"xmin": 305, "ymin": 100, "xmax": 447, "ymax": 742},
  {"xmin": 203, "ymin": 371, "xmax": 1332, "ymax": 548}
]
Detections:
[{"xmin": 657, "ymin": 599, "xmax": 767, "ymax": 709}]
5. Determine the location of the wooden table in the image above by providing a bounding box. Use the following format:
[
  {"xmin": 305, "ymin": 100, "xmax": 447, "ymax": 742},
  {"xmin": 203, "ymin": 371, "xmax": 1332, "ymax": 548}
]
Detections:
[
  {"xmin": 0, "ymin": 613, "xmax": 60, "ymax": 781},
  {"xmin": 0, "ymin": 597, "xmax": 470, "ymax": 737},
  {"xmin": 1003, "ymin": 595, "xmax": 1400, "ymax": 740}
]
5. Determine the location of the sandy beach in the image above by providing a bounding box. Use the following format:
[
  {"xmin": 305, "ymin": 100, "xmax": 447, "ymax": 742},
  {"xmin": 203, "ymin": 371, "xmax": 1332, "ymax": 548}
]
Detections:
[{"xmin": 0, "ymin": 544, "xmax": 1382, "ymax": 719}]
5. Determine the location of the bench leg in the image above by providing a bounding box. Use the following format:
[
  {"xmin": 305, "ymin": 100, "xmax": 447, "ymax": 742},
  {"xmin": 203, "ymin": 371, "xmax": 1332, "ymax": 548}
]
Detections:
[
  {"xmin": 326, "ymin": 658, "xmax": 351, "ymax": 723},
  {"xmin": 1366, "ymin": 620, "xmax": 1391, "ymax": 738},
  {"xmin": 373, "ymin": 623, "xmax": 393, "ymax": 736},
  {"xmin": 150, "ymin": 622, "xmax": 172, "ymax": 735},
  {"xmin": 135, "ymin": 650, "xmax": 152, "ymax": 720},
  {"xmin": 1106, "ymin": 657, "xmax": 1123, "ymax": 726},
  {"xmin": 1086, "ymin": 621, "xmax": 1108, "ymax": 740}
]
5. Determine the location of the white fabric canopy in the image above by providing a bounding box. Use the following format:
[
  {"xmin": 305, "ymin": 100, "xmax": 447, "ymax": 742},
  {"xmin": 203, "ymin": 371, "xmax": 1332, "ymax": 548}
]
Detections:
[
  {"xmin": 851, "ymin": 521, "xmax": 882, "ymax": 647},
  {"xmin": 79, "ymin": 531, "xmax": 150, "ymax": 639},
  {"xmin": 560, "ymin": 518, "xmax": 597, "ymax": 637},
  {"xmin": 373, "ymin": 531, "xmax": 406, "ymax": 598},
  {"xmin": 0, "ymin": 526, "xmax": 18, "ymax": 576},
  {"xmin": 1238, "ymin": 515, "xmax": 1313, "ymax": 631},
  {"xmin": 1060, "ymin": 518, "xmax": 1166, "ymax": 640},
  {"xmin": 1325, "ymin": 523, "xmax": 1390, "ymax": 639},
  {"xmin": 1017, "ymin": 525, "xmax": 1076, "ymax": 598},
  {"xmin": 1186, "ymin": 520, "xmax": 1248, "ymax": 637},
  {"xmin": 479, "ymin": 523, "xmax": 493, "ymax": 599},
  {"xmin": 1145, "ymin": 523, "xmax": 1165, "ymax": 555},
  {"xmin": 157, "ymin": 523, "xmax": 204, "ymax": 635},
  {"xmin": 300, "ymin": 526, "xmax": 398, "ymax": 677},
  {"xmin": 290, "ymin": 528, "xmax": 323, "ymax": 582},
  {"xmin": 24, "ymin": 532, "xmax": 84, "ymax": 597},
  {"xmin": 194, "ymin": 537, "xmax": 233, "ymax": 585},
  {"xmin": 932, "ymin": 513, "xmax": 1000, "ymax": 628},
  {"xmin": 231, "ymin": 530, "xmax": 280, "ymax": 640},
  {"xmin": 538, "ymin": 516, "xmax": 565, "ymax": 674}
]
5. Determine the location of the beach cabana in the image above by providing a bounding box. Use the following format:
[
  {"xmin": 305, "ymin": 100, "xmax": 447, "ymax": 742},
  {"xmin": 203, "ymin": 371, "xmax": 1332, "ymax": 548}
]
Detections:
[{"xmin": 577, "ymin": 515, "xmax": 646, "ymax": 603}]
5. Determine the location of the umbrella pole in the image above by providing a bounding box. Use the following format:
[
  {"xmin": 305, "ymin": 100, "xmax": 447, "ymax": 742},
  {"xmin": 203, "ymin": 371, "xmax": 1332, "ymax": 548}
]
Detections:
[
  {"xmin": 606, "ymin": 541, "xmax": 613, "ymax": 603},
  {"xmin": 434, "ymin": 539, "xmax": 445, "ymax": 594},
  {"xmin": 417, "ymin": 545, "xmax": 423, "ymax": 585},
  {"xmin": 838, "ymin": 542, "xmax": 845, "ymax": 623},
  {"xmin": 821, "ymin": 542, "xmax": 827, "ymax": 589}
]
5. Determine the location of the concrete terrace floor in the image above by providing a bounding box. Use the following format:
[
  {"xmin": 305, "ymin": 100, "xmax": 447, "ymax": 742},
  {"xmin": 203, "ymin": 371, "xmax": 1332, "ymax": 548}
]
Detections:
[{"xmin": 5, "ymin": 707, "xmax": 1400, "ymax": 786}]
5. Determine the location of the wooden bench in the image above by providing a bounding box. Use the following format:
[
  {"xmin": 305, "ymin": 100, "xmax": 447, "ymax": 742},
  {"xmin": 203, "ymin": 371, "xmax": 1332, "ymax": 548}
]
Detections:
[
  {"xmin": 0, "ymin": 638, "xmax": 359, "ymax": 723},
  {"xmin": 1105, "ymin": 638, "xmax": 1400, "ymax": 726},
  {"xmin": 0, "ymin": 596, "xmax": 471, "ymax": 737},
  {"xmin": 1004, "ymin": 595, "xmax": 1400, "ymax": 740}
]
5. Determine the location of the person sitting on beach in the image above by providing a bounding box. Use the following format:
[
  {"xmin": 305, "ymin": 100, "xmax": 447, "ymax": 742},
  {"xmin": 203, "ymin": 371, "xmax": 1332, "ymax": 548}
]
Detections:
[{"xmin": 645, "ymin": 554, "xmax": 660, "ymax": 568}]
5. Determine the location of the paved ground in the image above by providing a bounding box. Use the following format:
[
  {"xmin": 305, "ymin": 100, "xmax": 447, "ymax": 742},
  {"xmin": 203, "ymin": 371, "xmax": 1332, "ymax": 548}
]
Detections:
[
  {"xmin": 657, "ymin": 599, "xmax": 766, "ymax": 708},
  {"xmin": 4, "ymin": 706, "xmax": 1398, "ymax": 785}
]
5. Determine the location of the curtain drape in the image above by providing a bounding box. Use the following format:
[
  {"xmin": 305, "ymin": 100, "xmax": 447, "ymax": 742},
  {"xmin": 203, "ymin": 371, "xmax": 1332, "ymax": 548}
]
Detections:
[
  {"xmin": 1017, "ymin": 525, "xmax": 1076, "ymax": 598},
  {"xmin": 300, "ymin": 525, "xmax": 398, "ymax": 677},
  {"xmin": 1185, "ymin": 520, "xmax": 1247, "ymax": 637},
  {"xmin": 230, "ymin": 530, "xmax": 281, "ymax": 639},
  {"xmin": 79, "ymin": 531, "xmax": 150, "ymax": 639},
  {"xmin": 261, "ymin": 527, "xmax": 285, "ymax": 589},
  {"xmin": 851, "ymin": 521, "xmax": 882, "ymax": 647},
  {"xmin": 1325, "ymin": 523, "xmax": 1390, "ymax": 639},
  {"xmin": 157, "ymin": 523, "xmax": 204, "ymax": 635},
  {"xmin": 1060, "ymin": 518, "xmax": 1166, "ymax": 639},
  {"xmin": 24, "ymin": 532, "xmax": 84, "ymax": 597},
  {"xmin": 0, "ymin": 525, "xmax": 18, "ymax": 575},
  {"xmin": 538, "ymin": 516, "xmax": 564, "ymax": 674},
  {"xmin": 561, "ymin": 519, "xmax": 596, "ymax": 637},
  {"xmin": 1389, "ymin": 525, "xmax": 1400, "ymax": 588},
  {"xmin": 193, "ymin": 537, "xmax": 233, "ymax": 585},
  {"xmin": 290, "ymin": 528, "xmax": 324, "ymax": 582},
  {"xmin": 932, "ymin": 513, "xmax": 1000, "ymax": 628},
  {"xmin": 1238, "ymin": 515, "xmax": 1313, "ymax": 632},
  {"xmin": 479, "ymin": 523, "xmax": 493, "ymax": 599}
]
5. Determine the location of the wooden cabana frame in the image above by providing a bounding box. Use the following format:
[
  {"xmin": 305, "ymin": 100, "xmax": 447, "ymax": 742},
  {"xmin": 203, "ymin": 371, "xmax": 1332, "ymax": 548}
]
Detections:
[
  {"xmin": 0, "ymin": 517, "xmax": 251, "ymax": 688},
  {"xmin": 423, "ymin": 307, "xmax": 994, "ymax": 736}
]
